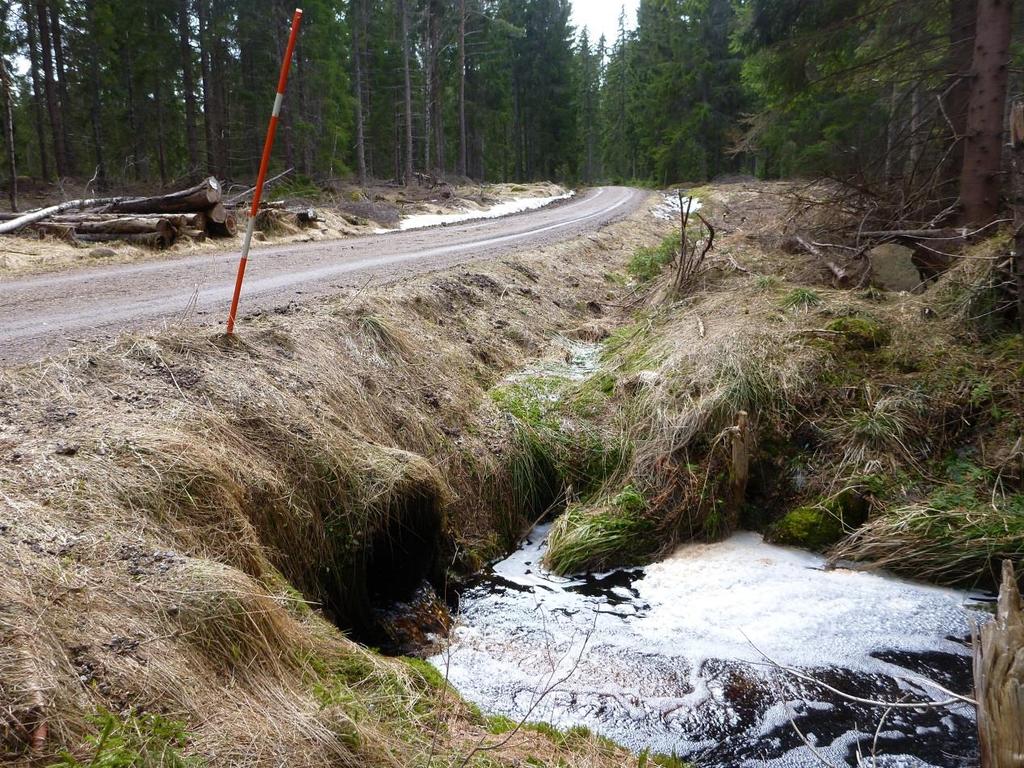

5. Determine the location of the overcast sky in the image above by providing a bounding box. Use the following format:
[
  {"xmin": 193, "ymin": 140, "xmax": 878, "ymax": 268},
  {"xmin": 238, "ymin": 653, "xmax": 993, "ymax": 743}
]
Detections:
[{"xmin": 571, "ymin": 0, "xmax": 638, "ymax": 46}]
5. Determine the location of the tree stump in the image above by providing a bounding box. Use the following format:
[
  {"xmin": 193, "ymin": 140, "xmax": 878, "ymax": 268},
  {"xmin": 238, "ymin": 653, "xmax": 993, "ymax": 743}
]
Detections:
[{"xmin": 973, "ymin": 560, "xmax": 1024, "ymax": 768}]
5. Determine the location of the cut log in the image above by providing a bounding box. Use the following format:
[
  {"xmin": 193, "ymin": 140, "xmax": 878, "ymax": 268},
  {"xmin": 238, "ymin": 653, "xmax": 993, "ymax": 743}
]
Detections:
[
  {"xmin": 49, "ymin": 217, "xmax": 177, "ymax": 237},
  {"xmin": 100, "ymin": 176, "xmax": 221, "ymax": 215},
  {"xmin": 206, "ymin": 202, "xmax": 228, "ymax": 224},
  {"xmin": 207, "ymin": 211, "xmax": 237, "ymax": 237},
  {"xmin": 73, "ymin": 230, "xmax": 175, "ymax": 248},
  {"xmin": 973, "ymin": 560, "xmax": 1024, "ymax": 768},
  {"xmin": 48, "ymin": 212, "xmax": 207, "ymax": 230}
]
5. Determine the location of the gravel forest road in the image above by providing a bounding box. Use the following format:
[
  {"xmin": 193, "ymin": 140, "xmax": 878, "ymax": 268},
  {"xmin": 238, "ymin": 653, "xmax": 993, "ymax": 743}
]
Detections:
[{"xmin": 0, "ymin": 186, "xmax": 647, "ymax": 364}]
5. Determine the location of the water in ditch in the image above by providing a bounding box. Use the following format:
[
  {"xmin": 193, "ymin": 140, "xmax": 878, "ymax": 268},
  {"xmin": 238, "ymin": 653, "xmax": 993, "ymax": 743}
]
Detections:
[{"xmin": 430, "ymin": 525, "xmax": 988, "ymax": 768}]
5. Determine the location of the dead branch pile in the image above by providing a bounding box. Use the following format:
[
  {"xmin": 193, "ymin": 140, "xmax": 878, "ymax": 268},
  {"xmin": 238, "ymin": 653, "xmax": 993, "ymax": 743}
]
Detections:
[{"xmin": 0, "ymin": 177, "xmax": 237, "ymax": 248}]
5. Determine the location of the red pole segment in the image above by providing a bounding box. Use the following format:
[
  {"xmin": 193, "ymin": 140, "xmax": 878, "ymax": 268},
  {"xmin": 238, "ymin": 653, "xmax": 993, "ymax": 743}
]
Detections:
[{"xmin": 226, "ymin": 8, "xmax": 303, "ymax": 335}]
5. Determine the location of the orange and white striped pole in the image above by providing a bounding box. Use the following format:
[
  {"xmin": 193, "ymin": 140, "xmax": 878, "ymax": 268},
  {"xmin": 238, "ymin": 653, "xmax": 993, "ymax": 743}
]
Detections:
[{"xmin": 226, "ymin": 8, "xmax": 303, "ymax": 335}]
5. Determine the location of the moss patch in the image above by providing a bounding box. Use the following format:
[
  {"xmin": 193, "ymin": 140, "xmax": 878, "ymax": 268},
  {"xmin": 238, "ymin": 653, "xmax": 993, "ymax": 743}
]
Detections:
[
  {"xmin": 826, "ymin": 315, "xmax": 892, "ymax": 350},
  {"xmin": 766, "ymin": 490, "xmax": 869, "ymax": 551}
]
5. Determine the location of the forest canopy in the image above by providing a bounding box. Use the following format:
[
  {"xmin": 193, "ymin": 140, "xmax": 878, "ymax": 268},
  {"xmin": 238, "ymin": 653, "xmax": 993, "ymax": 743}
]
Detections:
[{"xmin": 0, "ymin": 0, "xmax": 1021, "ymax": 207}]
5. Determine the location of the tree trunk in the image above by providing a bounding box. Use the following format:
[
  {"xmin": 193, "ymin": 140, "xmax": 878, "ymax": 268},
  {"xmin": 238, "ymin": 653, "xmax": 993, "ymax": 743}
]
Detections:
[
  {"xmin": 178, "ymin": 0, "xmax": 201, "ymax": 180},
  {"xmin": 457, "ymin": 0, "xmax": 467, "ymax": 178},
  {"xmin": 400, "ymin": 0, "xmax": 414, "ymax": 185},
  {"xmin": 23, "ymin": 1, "xmax": 50, "ymax": 180},
  {"xmin": 197, "ymin": 0, "xmax": 217, "ymax": 176},
  {"xmin": 47, "ymin": 0, "xmax": 73, "ymax": 174},
  {"xmin": 959, "ymin": 0, "xmax": 1014, "ymax": 224},
  {"xmin": 352, "ymin": 0, "xmax": 367, "ymax": 186},
  {"xmin": 422, "ymin": 8, "xmax": 431, "ymax": 174},
  {"xmin": 973, "ymin": 560, "xmax": 1024, "ymax": 768},
  {"xmin": 124, "ymin": 44, "xmax": 141, "ymax": 179},
  {"xmin": 1012, "ymin": 101, "xmax": 1024, "ymax": 332},
  {"xmin": 945, "ymin": 0, "xmax": 978, "ymax": 187},
  {"xmin": 429, "ymin": 0, "xmax": 444, "ymax": 175},
  {"xmin": 1, "ymin": 56, "xmax": 17, "ymax": 212},
  {"xmin": 35, "ymin": 0, "xmax": 67, "ymax": 178},
  {"xmin": 84, "ymin": 0, "xmax": 106, "ymax": 191}
]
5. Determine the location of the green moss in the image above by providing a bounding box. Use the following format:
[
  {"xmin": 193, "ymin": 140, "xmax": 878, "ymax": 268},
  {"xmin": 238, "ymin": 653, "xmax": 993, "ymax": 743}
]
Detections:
[
  {"xmin": 402, "ymin": 657, "xmax": 448, "ymax": 690},
  {"xmin": 766, "ymin": 490, "xmax": 869, "ymax": 551},
  {"xmin": 50, "ymin": 709, "xmax": 204, "ymax": 768},
  {"xmin": 826, "ymin": 315, "xmax": 891, "ymax": 350},
  {"xmin": 486, "ymin": 715, "xmax": 517, "ymax": 735},
  {"xmin": 544, "ymin": 486, "xmax": 658, "ymax": 574}
]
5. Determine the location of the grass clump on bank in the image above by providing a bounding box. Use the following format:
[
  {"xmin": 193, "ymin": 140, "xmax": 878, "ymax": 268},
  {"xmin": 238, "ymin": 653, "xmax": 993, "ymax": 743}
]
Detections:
[
  {"xmin": 490, "ymin": 374, "xmax": 630, "ymax": 523},
  {"xmin": 628, "ymin": 236, "xmax": 678, "ymax": 282},
  {"xmin": 831, "ymin": 458, "xmax": 1024, "ymax": 587},
  {"xmin": 544, "ymin": 486, "xmax": 656, "ymax": 574}
]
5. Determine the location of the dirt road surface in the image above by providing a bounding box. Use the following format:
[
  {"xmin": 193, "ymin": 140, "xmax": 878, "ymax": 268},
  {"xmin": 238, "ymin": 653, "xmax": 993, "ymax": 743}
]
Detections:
[{"xmin": 0, "ymin": 186, "xmax": 646, "ymax": 364}]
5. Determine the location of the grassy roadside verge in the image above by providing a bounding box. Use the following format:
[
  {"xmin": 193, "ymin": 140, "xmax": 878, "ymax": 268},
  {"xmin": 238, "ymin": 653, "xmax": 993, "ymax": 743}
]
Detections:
[{"xmin": 0, "ymin": 198, "xmax": 671, "ymax": 768}]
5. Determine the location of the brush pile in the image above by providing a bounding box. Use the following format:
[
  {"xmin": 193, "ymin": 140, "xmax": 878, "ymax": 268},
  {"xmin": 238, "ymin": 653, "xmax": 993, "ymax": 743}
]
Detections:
[{"xmin": 0, "ymin": 177, "xmax": 237, "ymax": 248}]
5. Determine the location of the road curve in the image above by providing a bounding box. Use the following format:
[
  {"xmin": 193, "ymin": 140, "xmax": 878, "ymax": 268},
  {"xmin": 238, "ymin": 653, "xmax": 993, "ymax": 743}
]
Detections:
[{"xmin": 0, "ymin": 186, "xmax": 646, "ymax": 363}]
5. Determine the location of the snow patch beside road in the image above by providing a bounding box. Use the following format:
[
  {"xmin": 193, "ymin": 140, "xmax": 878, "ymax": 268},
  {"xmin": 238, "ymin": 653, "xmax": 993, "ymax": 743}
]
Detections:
[{"xmin": 380, "ymin": 191, "xmax": 575, "ymax": 232}]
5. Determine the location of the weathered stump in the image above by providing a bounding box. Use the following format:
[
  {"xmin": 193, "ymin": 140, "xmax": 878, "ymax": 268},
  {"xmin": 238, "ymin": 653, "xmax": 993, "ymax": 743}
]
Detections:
[{"xmin": 973, "ymin": 560, "xmax": 1024, "ymax": 767}]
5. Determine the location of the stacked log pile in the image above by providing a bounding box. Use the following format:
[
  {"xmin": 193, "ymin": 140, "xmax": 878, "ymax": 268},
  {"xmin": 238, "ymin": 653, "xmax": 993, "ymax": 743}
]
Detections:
[{"xmin": 0, "ymin": 177, "xmax": 236, "ymax": 248}]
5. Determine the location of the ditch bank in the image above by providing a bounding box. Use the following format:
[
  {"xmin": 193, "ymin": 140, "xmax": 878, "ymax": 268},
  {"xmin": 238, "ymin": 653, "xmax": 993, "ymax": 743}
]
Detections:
[
  {"xmin": 1, "ymin": 181, "xmax": 1019, "ymax": 768},
  {"xmin": 0, "ymin": 191, "xmax": 669, "ymax": 767}
]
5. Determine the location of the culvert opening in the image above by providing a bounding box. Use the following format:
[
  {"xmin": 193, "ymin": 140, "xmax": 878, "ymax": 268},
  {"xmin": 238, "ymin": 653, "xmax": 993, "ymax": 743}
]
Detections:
[{"xmin": 321, "ymin": 480, "xmax": 447, "ymax": 654}]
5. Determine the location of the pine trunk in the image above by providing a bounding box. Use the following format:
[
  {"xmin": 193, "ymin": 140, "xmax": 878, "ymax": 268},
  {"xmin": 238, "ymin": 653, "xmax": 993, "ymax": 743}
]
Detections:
[
  {"xmin": 35, "ymin": 0, "xmax": 67, "ymax": 178},
  {"xmin": 47, "ymin": 0, "xmax": 73, "ymax": 174},
  {"xmin": 458, "ymin": 0, "xmax": 467, "ymax": 178},
  {"xmin": 1, "ymin": 56, "xmax": 17, "ymax": 211},
  {"xmin": 400, "ymin": 0, "xmax": 414, "ymax": 185},
  {"xmin": 352, "ymin": 0, "xmax": 367, "ymax": 187},
  {"xmin": 85, "ymin": 0, "xmax": 106, "ymax": 190},
  {"xmin": 959, "ymin": 0, "xmax": 1014, "ymax": 224},
  {"xmin": 178, "ymin": 0, "xmax": 201, "ymax": 180},
  {"xmin": 23, "ymin": 1, "xmax": 50, "ymax": 180},
  {"xmin": 945, "ymin": 0, "xmax": 979, "ymax": 187},
  {"xmin": 197, "ymin": 0, "xmax": 217, "ymax": 176}
]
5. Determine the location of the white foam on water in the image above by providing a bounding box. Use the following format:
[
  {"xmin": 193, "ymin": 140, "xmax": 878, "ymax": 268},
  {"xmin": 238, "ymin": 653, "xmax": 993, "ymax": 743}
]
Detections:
[{"xmin": 432, "ymin": 527, "xmax": 984, "ymax": 766}]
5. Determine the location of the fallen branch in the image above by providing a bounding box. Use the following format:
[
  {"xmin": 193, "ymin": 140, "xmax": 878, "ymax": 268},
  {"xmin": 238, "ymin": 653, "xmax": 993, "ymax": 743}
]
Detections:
[{"xmin": 795, "ymin": 235, "xmax": 853, "ymax": 287}]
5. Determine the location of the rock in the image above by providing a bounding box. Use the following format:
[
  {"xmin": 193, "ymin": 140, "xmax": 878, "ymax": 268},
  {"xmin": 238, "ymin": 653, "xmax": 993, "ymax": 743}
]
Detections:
[
  {"xmin": 88, "ymin": 247, "xmax": 117, "ymax": 258},
  {"xmin": 869, "ymin": 243, "xmax": 921, "ymax": 292}
]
